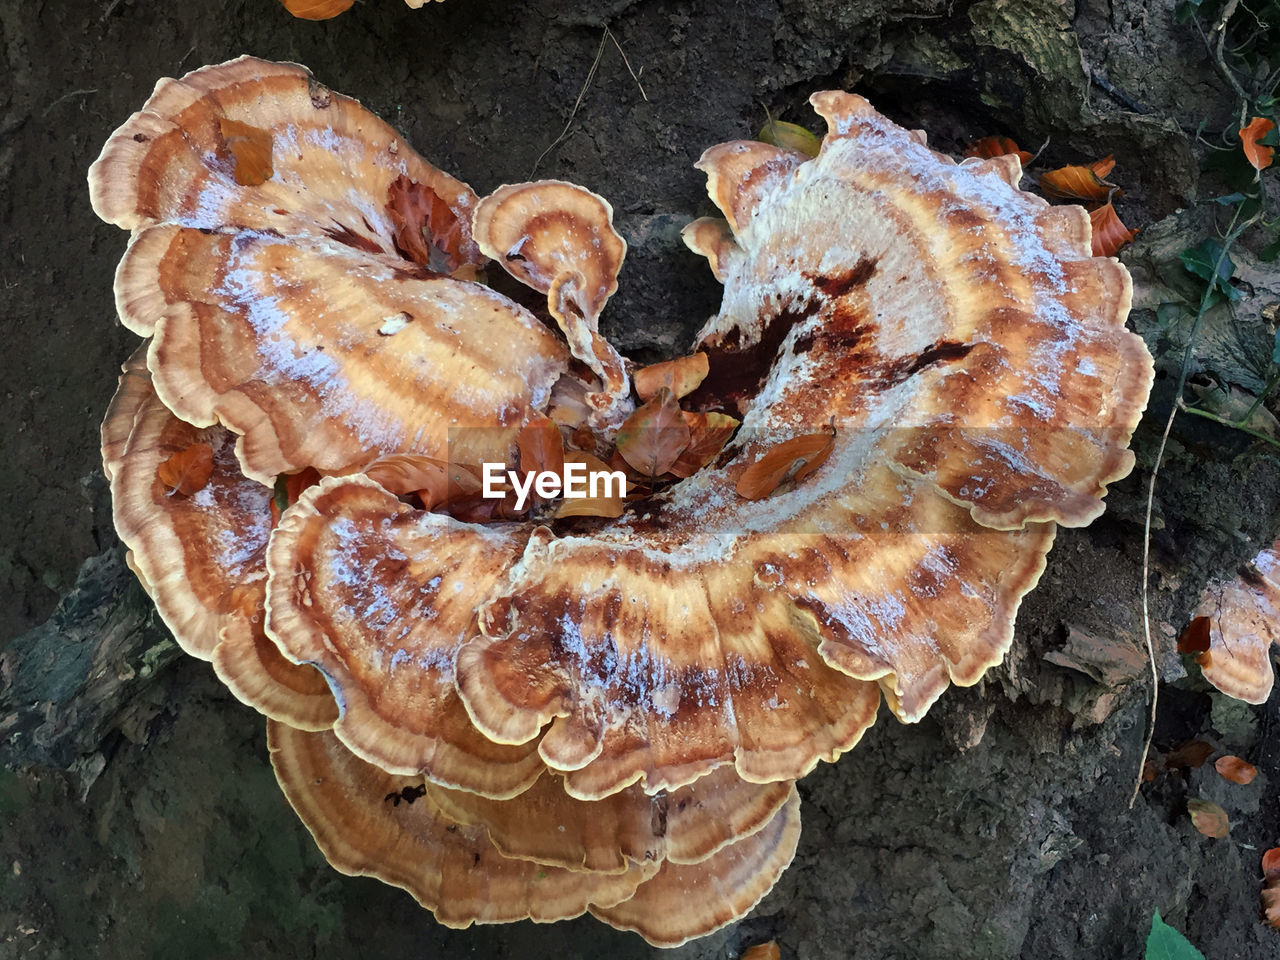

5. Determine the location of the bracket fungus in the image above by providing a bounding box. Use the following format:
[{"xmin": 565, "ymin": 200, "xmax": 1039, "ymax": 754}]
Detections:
[
  {"xmin": 1189, "ymin": 540, "xmax": 1280, "ymax": 703},
  {"xmin": 93, "ymin": 57, "xmax": 1153, "ymax": 946}
]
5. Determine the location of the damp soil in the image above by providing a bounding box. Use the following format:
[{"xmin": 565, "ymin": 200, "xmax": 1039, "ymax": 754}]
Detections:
[{"xmin": 3, "ymin": 1, "xmax": 1280, "ymax": 958}]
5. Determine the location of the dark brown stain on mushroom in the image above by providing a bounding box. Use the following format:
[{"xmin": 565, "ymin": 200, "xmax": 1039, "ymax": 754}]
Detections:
[{"xmin": 322, "ymin": 221, "xmax": 384, "ymax": 256}]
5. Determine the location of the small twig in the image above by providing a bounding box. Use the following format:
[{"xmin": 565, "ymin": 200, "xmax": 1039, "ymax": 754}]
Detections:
[
  {"xmin": 40, "ymin": 89, "xmax": 98, "ymax": 118},
  {"xmin": 1130, "ymin": 205, "xmax": 1260, "ymax": 808},
  {"xmin": 1211, "ymin": 0, "xmax": 1250, "ymax": 106},
  {"xmin": 606, "ymin": 27, "xmax": 648, "ymax": 102},
  {"xmin": 1090, "ymin": 72, "xmax": 1151, "ymax": 114},
  {"xmin": 530, "ymin": 29, "xmax": 609, "ymax": 178}
]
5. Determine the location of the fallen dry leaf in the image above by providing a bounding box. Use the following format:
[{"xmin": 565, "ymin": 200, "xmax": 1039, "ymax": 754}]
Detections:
[
  {"xmin": 759, "ymin": 118, "xmax": 821, "ymax": 157},
  {"xmin": 217, "ymin": 118, "xmax": 273, "ymax": 186},
  {"xmin": 364, "ymin": 454, "xmax": 481, "ymax": 510},
  {"xmin": 279, "ymin": 0, "xmax": 355, "ymax": 18},
  {"xmin": 1163, "ymin": 740, "xmax": 1214, "ymax": 770},
  {"xmin": 1187, "ymin": 798, "xmax": 1230, "ymax": 838},
  {"xmin": 1090, "ymin": 154, "xmax": 1117, "ymax": 179},
  {"xmin": 1039, "ymin": 163, "xmax": 1118, "ymax": 205},
  {"xmin": 1241, "ymin": 117, "xmax": 1276, "ymax": 171},
  {"xmin": 1262, "ymin": 848, "xmax": 1280, "ymax": 880},
  {"xmin": 1214, "ymin": 755, "xmax": 1258, "ymax": 785},
  {"xmin": 669, "ymin": 411, "xmax": 740, "ymax": 479},
  {"xmin": 615, "ymin": 387, "xmax": 691, "ymax": 477},
  {"xmin": 1089, "ymin": 202, "xmax": 1138, "ymax": 257},
  {"xmin": 963, "ymin": 135, "xmax": 1032, "ymax": 166},
  {"xmin": 387, "ymin": 175, "xmax": 468, "ymax": 272},
  {"xmin": 1177, "ymin": 616, "xmax": 1211, "ymax": 654},
  {"xmin": 736, "ymin": 428, "xmax": 835, "ymax": 500},
  {"xmin": 517, "ymin": 415, "xmax": 565, "ymax": 478},
  {"xmin": 741, "ymin": 942, "xmax": 782, "ymax": 960},
  {"xmin": 156, "ymin": 442, "xmax": 213, "ymax": 496},
  {"xmin": 633, "ymin": 352, "xmax": 709, "ymax": 402},
  {"xmin": 554, "ymin": 450, "xmax": 625, "ymax": 518}
]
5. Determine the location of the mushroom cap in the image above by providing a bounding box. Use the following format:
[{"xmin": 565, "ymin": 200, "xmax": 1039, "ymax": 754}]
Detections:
[
  {"xmin": 212, "ymin": 586, "xmax": 339, "ymax": 731},
  {"xmin": 101, "ymin": 348, "xmax": 272, "ymax": 659},
  {"xmin": 101, "ymin": 351, "xmax": 337, "ymax": 729},
  {"xmin": 1194, "ymin": 541, "xmax": 1280, "ymax": 703},
  {"xmin": 89, "ymin": 56, "xmax": 480, "ymax": 260},
  {"xmin": 92, "ymin": 56, "xmax": 569, "ymax": 484},
  {"xmin": 266, "ymin": 721, "xmax": 658, "ymax": 928},
  {"xmin": 116, "ymin": 224, "xmax": 568, "ymax": 483},
  {"xmin": 473, "ymin": 181, "xmax": 631, "ymax": 427},
  {"xmin": 589, "ymin": 783, "xmax": 801, "ymax": 947},
  {"xmin": 423, "ymin": 765, "xmax": 795, "ymax": 872},
  {"xmin": 264, "ymin": 475, "xmax": 544, "ymax": 797}
]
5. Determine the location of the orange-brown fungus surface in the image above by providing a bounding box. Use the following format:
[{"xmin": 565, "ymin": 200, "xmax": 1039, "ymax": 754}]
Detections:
[
  {"xmin": 94, "ymin": 58, "xmax": 1154, "ymax": 947},
  {"xmin": 1190, "ymin": 540, "xmax": 1280, "ymax": 703}
]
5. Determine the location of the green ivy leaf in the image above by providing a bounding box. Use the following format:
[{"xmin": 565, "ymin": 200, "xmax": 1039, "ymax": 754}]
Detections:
[
  {"xmin": 1145, "ymin": 910, "xmax": 1206, "ymax": 960},
  {"xmin": 1261, "ymin": 231, "xmax": 1280, "ymax": 263},
  {"xmin": 1180, "ymin": 238, "xmax": 1242, "ymax": 300}
]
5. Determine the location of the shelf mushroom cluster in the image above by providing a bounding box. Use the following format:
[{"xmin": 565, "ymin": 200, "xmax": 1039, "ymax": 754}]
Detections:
[
  {"xmin": 1189, "ymin": 541, "xmax": 1280, "ymax": 704},
  {"xmin": 91, "ymin": 57, "xmax": 1153, "ymax": 946}
]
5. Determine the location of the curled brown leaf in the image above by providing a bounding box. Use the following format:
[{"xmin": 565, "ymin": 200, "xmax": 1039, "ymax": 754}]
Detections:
[
  {"xmin": 1187, "ymin": 798, "xmax": 1230, "ymax": 839},
  {"xmin": 736, "ymin": 427, "xmax": 835, "ymax": 500},
  {"xmin": 156, "ymin": 442, "xmax": 214, "ymax": 496},
  {"xmin": 1214, "ymin": 755, "xmax": 1258, "ymax": 785}
]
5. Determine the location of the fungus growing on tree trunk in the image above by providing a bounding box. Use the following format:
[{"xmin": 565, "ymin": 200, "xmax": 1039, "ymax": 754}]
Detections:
[
  {"xmin": 92, "ymin": 57, "xmax": 1153, "ymax": 946},
  {"xmin": 1188, "ymin": 540, "xmax": 1280, "ymax": 703}
]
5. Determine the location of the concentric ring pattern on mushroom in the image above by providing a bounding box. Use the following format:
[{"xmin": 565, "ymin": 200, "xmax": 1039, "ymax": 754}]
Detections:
[{"xmin": 89, "ymin": 56, "xmax": 1155, "ymax": 947}]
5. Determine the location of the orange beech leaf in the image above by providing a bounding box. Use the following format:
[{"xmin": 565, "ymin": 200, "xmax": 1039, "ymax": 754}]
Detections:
[
  {"xmin": 279, "ymin": 0, "xmax": 355, "ymax": 18},
  {"xmin": 1240, "ymin": 117, "xmax": 1276, "ymax": 171},
  {"xmin": 1089, "ymin": 202, "xmax": 1138, "ymax": 258},
  {"xmin": 217, "ymin": 118, "xmax": 273, "ymax": 186},
  {"xmin": 386, "ymin": 175, "xmax": 468, "ymax": 272},
  {"xmin": 1177, "ymin": 616, "xmax": 1211, "ymax": 654},
  {"xmin": 517, "ymin": 415, "xmax": 565, "ymax": 477},
  {"xmin": 555, "ymin": 450, "xmax": 626, "ymax": 518},
  {"xmin": 1187, "ymin": 798, "xmax": 1230, "ymax": 838},
  {"xmin": 1262, "ymin": 848, "xmax": 1280, "ymax": 880},
  {"xmin": 1089, "ymin": 154, "xmax": 1117, "ymax": 179},
  {"xmin": 156, "ymin": 442, "xmax": 214, "ymax": 496},
  {"xmin": 963, "ymin": 135, "xmax": 1032, "ymax": 166},
  {"xmin": 1214, "ymin": 755, "xmax": 1258, "ymax": 785},
  {"xmin": 741, "ymin": 942, "xmax": 782, "ymax": 960},
  {"xmin": 633, "ymin": 352, "xmax": 710, "ymax": 401},
  {"xmin": 669, "ymin": 411, "xmax": 740, "ymax": 478},
  {"xmin": 736, "ymin": 428, "xmax": 836, "ymax": 500},
  {"xmin": 615, "ymin": 388, "xmax": 691, "ymax": 477},
  {"xmin": 364, "ymin": 455, "xmax": 482, "ymax": 510},
  {"xmin": 1163, "ymin": 740, "xmax": 1214, "ymax": 770},
  {"xmin": 1038, "ymin": 164, "xmax": 1118, "ymax": 205}
]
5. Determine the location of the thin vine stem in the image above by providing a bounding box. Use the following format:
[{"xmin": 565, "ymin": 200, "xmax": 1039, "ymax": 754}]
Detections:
[{"xmin": 1131, "ymin": 202, "xmax": 1262, "ymax": 807}]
